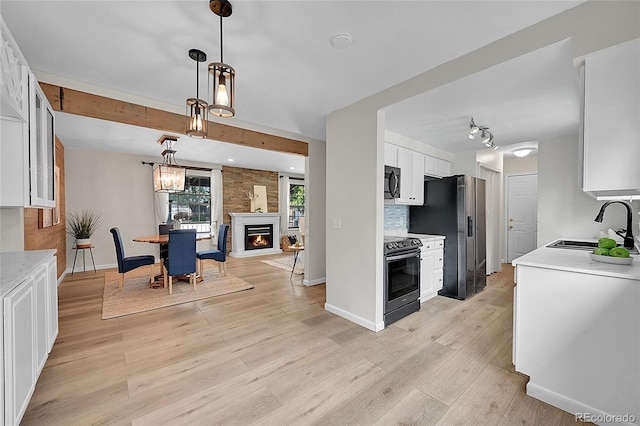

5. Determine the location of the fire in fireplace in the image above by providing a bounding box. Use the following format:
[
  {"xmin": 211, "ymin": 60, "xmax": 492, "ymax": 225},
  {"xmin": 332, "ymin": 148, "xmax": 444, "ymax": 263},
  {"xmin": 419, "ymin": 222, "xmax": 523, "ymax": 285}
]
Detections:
[{"xmin": 245, "ymin": 224, "xmax": 274, "ymax": 250}]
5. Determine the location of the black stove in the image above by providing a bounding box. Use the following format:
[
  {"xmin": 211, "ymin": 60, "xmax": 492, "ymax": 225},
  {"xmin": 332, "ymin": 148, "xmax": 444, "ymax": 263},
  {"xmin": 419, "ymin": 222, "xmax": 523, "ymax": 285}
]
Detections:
[{"xmin": 383, "ymin": 236, "xmax": 422, "ymax": 255}]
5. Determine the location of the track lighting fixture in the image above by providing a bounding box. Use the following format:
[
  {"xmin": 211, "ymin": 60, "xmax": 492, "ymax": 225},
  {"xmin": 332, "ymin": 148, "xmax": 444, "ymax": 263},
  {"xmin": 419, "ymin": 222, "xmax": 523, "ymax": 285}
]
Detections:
[{"xmin": 468, "ymin": 117, "xmax": 498, "ymax": 150}]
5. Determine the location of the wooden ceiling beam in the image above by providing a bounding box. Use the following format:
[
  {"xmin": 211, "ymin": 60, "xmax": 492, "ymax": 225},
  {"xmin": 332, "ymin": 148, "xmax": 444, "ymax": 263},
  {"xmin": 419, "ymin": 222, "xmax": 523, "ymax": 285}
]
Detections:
[{"xmin": 39, "ymin": 83, "xmax": 308, "ymax": 157}]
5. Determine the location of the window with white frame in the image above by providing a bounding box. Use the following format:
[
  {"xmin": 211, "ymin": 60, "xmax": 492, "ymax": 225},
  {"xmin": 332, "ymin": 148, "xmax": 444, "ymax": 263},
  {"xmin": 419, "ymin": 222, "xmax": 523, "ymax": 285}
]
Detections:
[
  {"xmin": 288, "ymin": 178, "xmax": 305, "ymax": 229},
  {"xmin": 168, "ymin": 173, "xmax": 212, "ymax": 233}
]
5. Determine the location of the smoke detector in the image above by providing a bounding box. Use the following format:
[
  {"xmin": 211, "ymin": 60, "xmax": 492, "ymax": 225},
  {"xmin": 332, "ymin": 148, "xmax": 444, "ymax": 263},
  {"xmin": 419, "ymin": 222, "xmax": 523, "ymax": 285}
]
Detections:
[{"xmin": 330, "ymin": 33, "xmax": 353, "ymax": 49}]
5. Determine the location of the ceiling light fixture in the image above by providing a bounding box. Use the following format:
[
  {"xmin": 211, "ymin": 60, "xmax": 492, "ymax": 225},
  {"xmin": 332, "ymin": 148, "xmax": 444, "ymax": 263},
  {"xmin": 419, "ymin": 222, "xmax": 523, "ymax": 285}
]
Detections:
[
  {"xmin": 186, "ymin": 48, "xmax": 208, "ymax": 138},
  {"xmin": 208, "ymin": 0, "xmax": 235, "ymax": 118},
  {"xmin": 468, "ymin": 117, "xmax": 498, "ymax": 150},
  {"xmin": 153, "ymin": 135, "xmax": 186, "ymax": 193},
  {"xmin": 513, "ymin": 148, "xmax": 534, "ymax": 157}
]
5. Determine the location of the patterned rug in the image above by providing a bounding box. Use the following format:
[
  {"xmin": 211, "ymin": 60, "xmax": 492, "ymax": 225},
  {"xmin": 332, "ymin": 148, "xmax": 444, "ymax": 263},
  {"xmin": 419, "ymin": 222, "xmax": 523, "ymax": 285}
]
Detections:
[
  {"xmin": 102, "ymin": 265, "xmax": 254, "ymax": 319},
  {"xmin": 261, "ymin": 254, "xmax": 304, "ymax": 275}
]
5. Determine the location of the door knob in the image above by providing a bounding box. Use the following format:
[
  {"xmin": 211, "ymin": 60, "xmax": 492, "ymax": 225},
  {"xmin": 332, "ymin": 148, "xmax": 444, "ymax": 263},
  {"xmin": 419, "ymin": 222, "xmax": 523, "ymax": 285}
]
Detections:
[
  {"xmin": 509, "ymin": 225, "xmax": 513, "ymax": 229},
  {"xmin": 509, "ymin": 218, "xmax": 514, "ymax": 222}
]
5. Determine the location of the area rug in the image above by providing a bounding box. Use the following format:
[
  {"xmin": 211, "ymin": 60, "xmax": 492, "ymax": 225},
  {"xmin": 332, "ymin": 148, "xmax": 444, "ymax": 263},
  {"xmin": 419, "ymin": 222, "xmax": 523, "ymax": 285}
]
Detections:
[
  {"xmin": 261, "ymin": 254, "xmax": 304, "ymax": 275},
  {"xmin": 102, "ymin": 266, "xmax": 254, "ymax": 319}
]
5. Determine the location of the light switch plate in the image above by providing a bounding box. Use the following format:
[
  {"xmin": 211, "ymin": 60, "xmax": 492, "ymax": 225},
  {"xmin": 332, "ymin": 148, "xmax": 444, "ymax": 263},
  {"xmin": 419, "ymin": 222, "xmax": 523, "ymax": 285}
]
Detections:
[{"xmin": 332, "ymin": 218, "xmax": 341, "ymax": 229}]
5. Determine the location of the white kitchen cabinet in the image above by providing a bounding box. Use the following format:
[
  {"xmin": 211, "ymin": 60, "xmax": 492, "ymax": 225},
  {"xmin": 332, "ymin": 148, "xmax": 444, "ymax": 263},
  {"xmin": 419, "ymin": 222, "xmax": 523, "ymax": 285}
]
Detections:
[
  {"xmin": 384, "ymin": 143, "xmax": 398, "ymax": 167},
  {"xmin": 424, "ymin": 155, "xmax": 452, "ymax": 178},
  {"xmin": 396, "ymin": 146, "xmax": 424, "ymax": 205},
  {"xmin": 1, "ymin": 250, "xmax": 57, "ymax": 426},
  {"xmin": 0, "ymin": 17, "xmax": 29, "ymax": 122},
  {"xmin": 0, "ymin": 17, "xmax": 56, "ymax": 209},
  {"xmin": 3, "ymin": 275, "xmax": 36, "ymax": 426},
  {"xmin": 581, "ymin": 38, "xmax": 640, "ymax": 199},
  {"xmin": 413, "ymin": 235, "xmax": 445, "ymax": 302}
]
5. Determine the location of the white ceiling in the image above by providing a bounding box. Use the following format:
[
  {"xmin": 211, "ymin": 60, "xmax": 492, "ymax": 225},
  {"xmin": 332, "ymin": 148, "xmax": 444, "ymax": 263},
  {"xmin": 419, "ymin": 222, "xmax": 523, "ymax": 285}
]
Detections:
[{"xmin": 1, "ymin": 1, "xmax": 586, "ymax": 171}]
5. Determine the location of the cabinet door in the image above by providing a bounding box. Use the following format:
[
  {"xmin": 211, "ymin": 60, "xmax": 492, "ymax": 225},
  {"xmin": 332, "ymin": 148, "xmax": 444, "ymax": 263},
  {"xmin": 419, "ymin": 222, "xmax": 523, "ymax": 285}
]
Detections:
[
  {"xmin": 582, "ymin": 39, "xmax": 640, "ymax": 197},
  {"xmin": 33, "ymin": 264, "xmax": 48, "ymax": 376},
  {"xmin": 420, "ymin": 249, "xmax": 435, "ymax": 300},
  {"xmin": 0, "ymin": 117, "xmax": 28, "ymax": 207},
  {"xmin": 384, "ymin": 143, "xmax": 398, "ymax": 167},
  {"xmin": 438, "ymin": 159, "xmax": 452, "ymax": 177},
  {"xmin": 0, "ymin": 18, "xmax": 29, "ymax": 121},
  {"xmin": 4, "ymin": 276, "xmax": 37, "ymax": 426},
  {"xmin": 47, "ymin": 257, "xmax": 58, "ymax": 352},
  {"xmin": 411, "ymin": 151, "xmax": 425, "ymax": 205},
  {"xmin": 28, "ymin": 73, "xmax": 56, "ymax": 208},
  {"xmin": 424, "ymin": 155, "xmax": 439, "ymax": 176},
  {"xmin": 397, "ymin": 147, "xmax": 413, "ymax": 202}
]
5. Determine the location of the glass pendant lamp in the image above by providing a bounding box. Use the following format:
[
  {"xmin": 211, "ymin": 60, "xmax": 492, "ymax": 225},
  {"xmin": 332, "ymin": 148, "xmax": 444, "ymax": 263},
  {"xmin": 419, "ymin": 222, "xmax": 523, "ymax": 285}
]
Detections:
[{"xmin": 186, "ymin": 49, "xmax": 208, "ymax": 138}]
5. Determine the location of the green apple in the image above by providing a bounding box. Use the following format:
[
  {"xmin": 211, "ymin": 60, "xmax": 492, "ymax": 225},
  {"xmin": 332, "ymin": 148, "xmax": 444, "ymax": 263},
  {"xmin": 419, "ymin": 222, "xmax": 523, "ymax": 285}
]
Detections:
[
  {"xmin": 609, "ymin": 247, "xmax": 630, "ymax": 258},
  {"xmin": 598, "ymin": 237, "xmax": 617, "ymax": 249}
]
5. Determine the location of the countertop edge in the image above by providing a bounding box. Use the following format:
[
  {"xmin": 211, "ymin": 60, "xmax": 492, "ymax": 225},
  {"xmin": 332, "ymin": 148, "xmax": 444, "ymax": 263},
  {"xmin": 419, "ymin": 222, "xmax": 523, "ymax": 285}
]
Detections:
[{"xmin": 1, "ymin": 249, "xmax": 57, "ymax": 296}]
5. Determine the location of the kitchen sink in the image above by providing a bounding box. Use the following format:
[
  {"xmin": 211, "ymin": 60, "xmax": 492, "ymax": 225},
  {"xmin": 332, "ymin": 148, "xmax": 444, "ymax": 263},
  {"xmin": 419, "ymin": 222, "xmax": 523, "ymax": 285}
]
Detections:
[{"xmin": 546, "ymin": 239, "xmax": 639, "ymax": 255}]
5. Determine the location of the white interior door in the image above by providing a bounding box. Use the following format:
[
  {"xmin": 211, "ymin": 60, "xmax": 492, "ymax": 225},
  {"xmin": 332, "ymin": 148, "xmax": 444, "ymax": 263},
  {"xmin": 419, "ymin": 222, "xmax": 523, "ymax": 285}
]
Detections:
[
  {"xmin": 507, "ymin": 174, "xmax": 538, "ymax": 262},
  {"xmin": 479, "ymin": 166, "xmax": 501, "ymax": 274}
]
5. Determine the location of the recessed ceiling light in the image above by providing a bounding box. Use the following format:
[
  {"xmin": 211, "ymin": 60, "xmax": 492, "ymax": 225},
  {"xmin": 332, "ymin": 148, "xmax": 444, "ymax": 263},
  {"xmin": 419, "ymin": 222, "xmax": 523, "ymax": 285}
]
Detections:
[
  {"xmin": 330, "ymin": 33, "xmax": 353, "ymax": 49},
  {"xmin": 289, "ymin": 166, "xmax": 295, "ymax": 170},
  {"xmin": 227, "ymin": 158, "xmax": 234, "ymax": 162}
]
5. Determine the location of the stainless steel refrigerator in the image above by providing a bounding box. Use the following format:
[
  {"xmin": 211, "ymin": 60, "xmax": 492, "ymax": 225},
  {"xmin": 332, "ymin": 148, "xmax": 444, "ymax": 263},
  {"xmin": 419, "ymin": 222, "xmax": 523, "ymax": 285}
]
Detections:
[{"xmin": 409, "ymin": 175, "xmax": 486, "ymax": 300}]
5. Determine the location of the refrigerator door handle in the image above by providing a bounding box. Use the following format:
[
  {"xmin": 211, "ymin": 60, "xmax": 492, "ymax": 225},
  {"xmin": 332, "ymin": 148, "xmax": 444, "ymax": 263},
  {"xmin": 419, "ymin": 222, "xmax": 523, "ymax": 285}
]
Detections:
[{"xmin": 467, "ymin": 216, "xmax": 474, "ymax": 237}]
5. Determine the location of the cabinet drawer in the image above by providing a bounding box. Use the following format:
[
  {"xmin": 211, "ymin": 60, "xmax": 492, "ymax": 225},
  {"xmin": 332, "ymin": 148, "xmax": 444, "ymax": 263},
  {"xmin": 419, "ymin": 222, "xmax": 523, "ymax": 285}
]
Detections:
[
  {"xmin": 422, "ymin": 240, "xmax": 434, "ymax": 250},
  {"xmin": 435, "ymin": 240, "xmax": 444, "ymax": 249},
  {"xmin": 434, "ymin": 249, "xmax": 444, "ymax": 269}
]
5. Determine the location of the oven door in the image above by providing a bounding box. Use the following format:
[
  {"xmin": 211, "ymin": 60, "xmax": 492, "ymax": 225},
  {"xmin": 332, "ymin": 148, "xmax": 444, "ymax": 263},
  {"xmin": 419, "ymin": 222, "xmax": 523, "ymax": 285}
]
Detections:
[{"xmin": 384, "ymin": 250, "xmax": 421, "ymax": 313}]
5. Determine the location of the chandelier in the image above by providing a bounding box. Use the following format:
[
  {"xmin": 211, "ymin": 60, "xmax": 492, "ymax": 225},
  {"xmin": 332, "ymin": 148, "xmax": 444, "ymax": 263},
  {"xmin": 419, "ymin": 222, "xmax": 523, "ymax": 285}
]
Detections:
[
  {"xmin": 468, "ymin": 117, "xmax": 498, "ymax": 150},
  {"xmin": 153, "ymin": 136, "xmax": 186, "ymax": 192},
  {"xmin": 208, "ymin": 0, "xmax": 235, "ymax": 118},
  {"xmin": 186, "ymin": 49, "xmax": 208, "ymax": 138}
]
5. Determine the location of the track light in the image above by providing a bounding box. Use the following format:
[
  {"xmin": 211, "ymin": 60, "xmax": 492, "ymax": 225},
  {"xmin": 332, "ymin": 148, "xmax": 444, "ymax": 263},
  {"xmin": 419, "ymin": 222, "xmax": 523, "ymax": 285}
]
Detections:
[{"xmin": 468, "ymin": 117, "xmax": 498, "ymax": 150}]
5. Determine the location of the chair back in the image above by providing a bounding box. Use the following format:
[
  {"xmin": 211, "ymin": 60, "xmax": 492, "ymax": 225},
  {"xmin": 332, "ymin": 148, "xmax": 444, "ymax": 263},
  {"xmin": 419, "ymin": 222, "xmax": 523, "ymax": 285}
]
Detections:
[
  {"xmin": 159, "ymin": 223, "xmax": 173, "ymax": 260},
  {"xmin": 217, "ymin": 224, "xmax": 229, "ymax": 254},
  {"xmin": 110, "ymin": 227, "xmax": 126, "ymax": 273},
  {"xmin": 167, "ymin": 229, "xmax": 197, "ymax": 276}
]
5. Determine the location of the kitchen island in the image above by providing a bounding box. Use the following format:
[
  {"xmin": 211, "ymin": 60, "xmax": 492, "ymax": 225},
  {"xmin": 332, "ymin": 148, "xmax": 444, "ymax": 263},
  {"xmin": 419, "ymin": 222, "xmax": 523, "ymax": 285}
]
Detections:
[{"xmin": 512, "ymin": 243, "xmax": 639, "ymax": 425}]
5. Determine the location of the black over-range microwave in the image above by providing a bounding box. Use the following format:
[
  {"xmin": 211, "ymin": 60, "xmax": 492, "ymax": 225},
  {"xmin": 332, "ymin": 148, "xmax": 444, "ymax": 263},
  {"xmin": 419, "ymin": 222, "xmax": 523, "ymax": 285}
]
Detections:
[{"xmin": 384, "ymin": 165, "xmax": 401, "ymax": 199}]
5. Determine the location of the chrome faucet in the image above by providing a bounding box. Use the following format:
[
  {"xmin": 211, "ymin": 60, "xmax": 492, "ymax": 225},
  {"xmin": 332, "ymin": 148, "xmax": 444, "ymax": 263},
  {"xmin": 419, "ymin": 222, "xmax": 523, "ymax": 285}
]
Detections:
[{"xmin": 594, "ymin": 201, "xmax": 635, "ymax": 249}]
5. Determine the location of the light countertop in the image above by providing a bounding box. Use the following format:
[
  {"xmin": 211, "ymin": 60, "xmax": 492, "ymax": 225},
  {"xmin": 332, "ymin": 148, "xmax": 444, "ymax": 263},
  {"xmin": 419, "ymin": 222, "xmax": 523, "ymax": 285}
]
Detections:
[
  {"xmin": 407, "ymin": 233, "xmax": 446, "ymax": 241},
  {"xmin": 1, "ymin": 250, "xmax": 57, "ymax": 297},
  {"xmin": 512, "ymin": 240, "xmax": 640, "ymax": 281}
]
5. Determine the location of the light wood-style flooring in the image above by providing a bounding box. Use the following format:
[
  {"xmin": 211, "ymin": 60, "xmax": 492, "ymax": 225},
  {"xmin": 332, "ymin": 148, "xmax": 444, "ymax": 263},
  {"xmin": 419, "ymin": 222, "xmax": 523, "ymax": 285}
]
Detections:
[{"xmin": 22, "ymin": 256, "xmax": 584, "ymax": 425}]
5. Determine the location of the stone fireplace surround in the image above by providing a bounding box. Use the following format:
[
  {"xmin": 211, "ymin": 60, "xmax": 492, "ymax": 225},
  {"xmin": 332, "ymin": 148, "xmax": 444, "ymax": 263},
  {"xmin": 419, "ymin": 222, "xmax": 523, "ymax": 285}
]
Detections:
[{"xmin": 229, "ymin": 212, "xmax": 283, "ymax": 258}]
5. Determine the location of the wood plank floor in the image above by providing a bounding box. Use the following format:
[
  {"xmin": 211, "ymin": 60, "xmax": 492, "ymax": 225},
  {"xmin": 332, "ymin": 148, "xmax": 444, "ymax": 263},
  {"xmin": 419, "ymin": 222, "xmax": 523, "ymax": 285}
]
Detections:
[{"xmin": 22, "ymin": 256, "xmax": 585, "ymax": 425}]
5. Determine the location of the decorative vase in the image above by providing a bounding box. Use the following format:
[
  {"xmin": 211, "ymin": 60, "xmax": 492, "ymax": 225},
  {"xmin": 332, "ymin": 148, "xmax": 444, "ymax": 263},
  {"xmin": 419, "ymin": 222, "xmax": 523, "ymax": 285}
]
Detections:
[
  {"xmin": 76, "ymin": 238, "xmax": 91, "ymax": 248},
  {"xmin": 250, "ymin": 200, "xmax": 256, "ymax": 212}
]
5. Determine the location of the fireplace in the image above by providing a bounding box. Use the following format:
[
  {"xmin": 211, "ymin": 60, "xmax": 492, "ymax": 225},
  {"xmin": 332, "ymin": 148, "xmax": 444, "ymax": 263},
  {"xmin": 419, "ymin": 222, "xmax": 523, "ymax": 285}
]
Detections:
[
  {"xmin": 229, "ymin": 212, "xmax": 282, "ymax": 258},
  {"xmin": 245, "ymin": 224, "xmax": 274, "ymax": 251}
]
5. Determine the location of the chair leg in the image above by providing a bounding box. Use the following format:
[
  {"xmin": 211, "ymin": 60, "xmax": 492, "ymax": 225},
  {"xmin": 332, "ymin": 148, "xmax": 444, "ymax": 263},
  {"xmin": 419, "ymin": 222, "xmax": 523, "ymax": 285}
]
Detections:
[
  {"xmin": 192, "ymin": 273, "xmax": 196, "ymax": 291},
  {"xmin": 222, "ymin": 261, "xmax": 226, "ymax": 276},
  {"xmin": 169, "ymin": 275, "xmax": 173, "ymax": 295},
  {"xmin": 218, "ymin": 261, "xmax": 222, "ymax": 274},
  {"xmin": 163, "ymin": 266, "xmax": 167, "ymax": 289},
  {"xmin": 199, "ymin": 259, "xmax": 203, "ymax": 276},
  {"xmin": 150, "ymin": 265, "xmax": 154, "ymax": 285},
  {"xmin": 119, "ymin": 273, "xmax": 124, "ymax": 291}
]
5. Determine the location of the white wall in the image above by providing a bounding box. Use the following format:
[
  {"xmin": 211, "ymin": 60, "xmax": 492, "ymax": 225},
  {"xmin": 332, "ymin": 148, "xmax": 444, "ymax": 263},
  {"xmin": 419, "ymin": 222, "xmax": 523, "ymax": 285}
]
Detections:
[
  {"xmin": 504, "ymin": 156, "xmax": 538, "ymax": 175},
  {"xmin": 65, "ymin": 148, "xmax": 217, "ymax": 271},
  {"xmin": 304, "ymin": 141, "xmax": 326, "ymax": 285},
  {"xmin": 0, "ymin": 207, "xmax": 24, "ymax": 251},
  {"xmin": 325, "ymin": 1, "xmax": 639, "ymax": 331},
  {"xmin": 537, "ymin": 133, "xmax": 639, "ymax": 246}
]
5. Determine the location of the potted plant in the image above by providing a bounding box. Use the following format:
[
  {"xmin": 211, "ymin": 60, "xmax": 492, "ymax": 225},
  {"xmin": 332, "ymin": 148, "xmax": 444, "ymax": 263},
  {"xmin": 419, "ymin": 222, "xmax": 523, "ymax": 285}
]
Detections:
[{"xmin": 67, "ymin": 209, "xmax": 101, "ymax": 248}]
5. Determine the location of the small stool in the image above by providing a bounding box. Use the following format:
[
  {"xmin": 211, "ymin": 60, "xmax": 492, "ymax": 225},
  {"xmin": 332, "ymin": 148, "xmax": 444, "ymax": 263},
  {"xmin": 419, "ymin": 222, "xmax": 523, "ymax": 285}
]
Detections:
[
  {"xmin": 288, "ymin": 245, "xmax": 304, "ymax": 279},
  {"xmin": 72, "ymin": 245, "xmax": 96, "ymax": 275}
]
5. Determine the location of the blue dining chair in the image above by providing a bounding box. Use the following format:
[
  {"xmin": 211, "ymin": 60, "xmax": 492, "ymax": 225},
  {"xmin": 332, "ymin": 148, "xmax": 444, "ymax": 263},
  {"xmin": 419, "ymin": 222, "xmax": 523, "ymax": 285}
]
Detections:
[
  {"xmin": 110, "ymin": 227, "xmax": 156, "ymax": 291},
  {"xmin": 196, "ymin": 224, "xmax": 229, "ymax": 276},
  {"xmin": 163, "ymin": 229, "xmax": 197, "ymax": 295}
]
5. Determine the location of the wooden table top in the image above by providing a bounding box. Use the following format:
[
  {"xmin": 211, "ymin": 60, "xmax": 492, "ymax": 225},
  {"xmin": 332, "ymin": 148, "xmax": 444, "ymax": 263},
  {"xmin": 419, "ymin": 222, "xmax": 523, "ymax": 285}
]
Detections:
[
  {"xmin": 288, "ymin": 245, "xmax": 305, "ymax": 251},
  {"xmin": 133, "ymin": 233, "xmax": 213, "ymax": 244}
]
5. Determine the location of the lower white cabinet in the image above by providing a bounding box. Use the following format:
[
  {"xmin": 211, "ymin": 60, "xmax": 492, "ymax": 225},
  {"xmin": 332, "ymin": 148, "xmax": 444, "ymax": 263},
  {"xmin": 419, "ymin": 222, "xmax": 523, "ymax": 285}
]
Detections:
[
  {"xmin": 414, "ymin": 235, "xmax": 445, "ymax": 302},
  {"xmin": 1, "ymin": 251, "xmax": 57, "ymax": 426}
]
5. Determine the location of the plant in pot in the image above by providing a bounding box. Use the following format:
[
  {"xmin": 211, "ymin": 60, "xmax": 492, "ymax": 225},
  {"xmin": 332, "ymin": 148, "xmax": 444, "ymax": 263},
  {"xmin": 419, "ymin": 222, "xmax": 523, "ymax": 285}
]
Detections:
[{"xmin": 67, "ymin": 210, "xmax": 101, "ymax": 248}]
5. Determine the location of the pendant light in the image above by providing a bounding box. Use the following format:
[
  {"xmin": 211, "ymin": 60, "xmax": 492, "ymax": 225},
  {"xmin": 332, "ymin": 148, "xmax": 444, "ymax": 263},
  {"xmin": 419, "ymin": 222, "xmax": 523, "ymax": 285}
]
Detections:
[
  {"xmin": 153, "ymin": 136, "xmax": 186, "ymax": 192},
  {"xmin": 208, "ymin": 0, "xmax": 235, "ymax": 118},
  {"xmin": 186, "ymin": 49, "xmax": 208, "ymax": 138}
]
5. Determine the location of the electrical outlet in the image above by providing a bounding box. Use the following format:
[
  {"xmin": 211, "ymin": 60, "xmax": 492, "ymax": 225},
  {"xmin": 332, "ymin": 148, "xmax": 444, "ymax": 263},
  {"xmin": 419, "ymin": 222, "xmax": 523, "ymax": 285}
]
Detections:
[{"xmin": 332, "ymin": 218, "xmax": 341, "ymax": 229}]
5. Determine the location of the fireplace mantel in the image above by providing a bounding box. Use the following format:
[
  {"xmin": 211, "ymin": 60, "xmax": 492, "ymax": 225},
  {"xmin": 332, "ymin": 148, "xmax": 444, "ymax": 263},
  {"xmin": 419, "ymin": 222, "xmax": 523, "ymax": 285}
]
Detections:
[{"xmin": 229, "ymin": 213, "xmax": 283, "ymax": 258}]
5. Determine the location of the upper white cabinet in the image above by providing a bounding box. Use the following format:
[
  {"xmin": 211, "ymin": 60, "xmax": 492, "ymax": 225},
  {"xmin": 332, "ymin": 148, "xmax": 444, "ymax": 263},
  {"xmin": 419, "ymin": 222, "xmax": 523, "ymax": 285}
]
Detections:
[
  {"xmin": 0, "ymin": 17, "xmax": 29, "ymax": 122},
  {"xmin": 425, "ymin": 155, "xmax": 451, "ymax": 178},
  {"xmin": 581, "ymin": 39, "xmax": 640, "ymax": 199},
  {"xmin": 0, "ymin": 18, "xmax": 56, "ymax": 208},
  {"xmin": 384, "ymin": 144, "xmax": 398, "ymax": 167},
  {"xmin": 396, "ymin": 146, "xmax": 424, "ymax": 205}
]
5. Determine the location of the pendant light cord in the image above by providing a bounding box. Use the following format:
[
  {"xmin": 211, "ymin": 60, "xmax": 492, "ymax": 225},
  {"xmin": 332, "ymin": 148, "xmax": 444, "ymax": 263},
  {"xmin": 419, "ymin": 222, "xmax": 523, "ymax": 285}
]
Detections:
[{"xmin": 219, "ymin": 13, "xmax": 224, "ymax": 64}]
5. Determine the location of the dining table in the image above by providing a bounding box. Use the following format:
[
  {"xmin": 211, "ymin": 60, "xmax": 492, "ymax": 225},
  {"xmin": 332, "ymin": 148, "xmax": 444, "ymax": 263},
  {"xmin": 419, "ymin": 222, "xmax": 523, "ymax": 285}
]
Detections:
[{"xmin": 133, "ymin": 232, "xmax": 213, "ymax": 287}]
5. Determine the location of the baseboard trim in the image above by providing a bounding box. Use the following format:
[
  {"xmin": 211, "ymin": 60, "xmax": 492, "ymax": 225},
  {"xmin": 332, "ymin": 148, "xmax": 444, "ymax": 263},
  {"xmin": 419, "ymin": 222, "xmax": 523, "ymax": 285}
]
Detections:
[
  {"xmin": 324, "ymin": 303, "xmax": 384, "ymax": 332},
  {"xmin": 526, "ymin": 382, "xmax": 637, "ymax": 425},
  {"xmin": 303, "ymin": 276, "xmax": 326, "ymax": 286}
]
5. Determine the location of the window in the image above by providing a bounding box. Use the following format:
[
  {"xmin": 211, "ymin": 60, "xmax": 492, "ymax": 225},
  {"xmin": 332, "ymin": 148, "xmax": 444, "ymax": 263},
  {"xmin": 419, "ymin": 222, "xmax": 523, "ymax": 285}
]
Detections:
[
  {"xmin": 288, "ymin": 179, "xmax": 305, "ymax": 229},
  {"xmin": 168, "ymin": 174, "xmax": 211, "ymax": 233}
]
